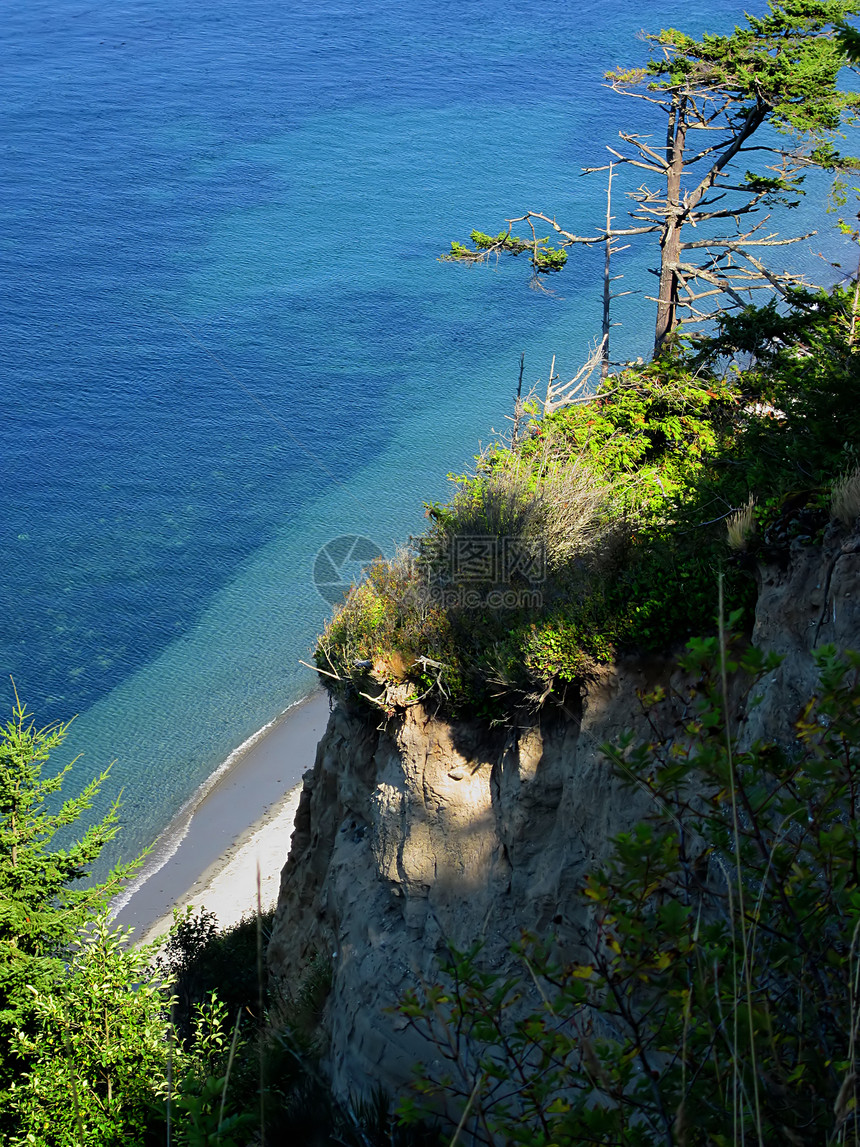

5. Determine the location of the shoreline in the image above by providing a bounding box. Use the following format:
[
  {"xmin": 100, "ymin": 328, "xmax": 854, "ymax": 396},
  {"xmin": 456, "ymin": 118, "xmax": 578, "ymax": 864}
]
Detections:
[{"xmin": 113, "ymin": 690, "xmax": 331, "ymax": 946}]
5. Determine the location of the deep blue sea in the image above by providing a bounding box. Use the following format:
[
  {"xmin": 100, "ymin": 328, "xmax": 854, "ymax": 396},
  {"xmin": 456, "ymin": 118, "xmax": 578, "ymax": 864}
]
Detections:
[{"xmin": 2, "ymin": 0, "xmax": 852, "ymax": 866}]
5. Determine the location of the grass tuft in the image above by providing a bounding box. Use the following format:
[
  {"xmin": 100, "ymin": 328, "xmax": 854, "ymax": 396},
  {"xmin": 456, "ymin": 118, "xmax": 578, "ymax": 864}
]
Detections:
[
  {"xmin": 831, "ymin": 465, "xmax": 860, "ymax": 527},
  {"xmin": 726, "ymin": 496, "xmax": 756, "ymax": 551}
]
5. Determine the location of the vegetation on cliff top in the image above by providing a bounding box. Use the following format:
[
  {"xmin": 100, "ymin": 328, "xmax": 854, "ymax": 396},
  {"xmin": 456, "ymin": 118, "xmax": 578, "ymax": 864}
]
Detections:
[{"xmin": 316, "ymin": 285, "xmax": 860, "ymax": 719}]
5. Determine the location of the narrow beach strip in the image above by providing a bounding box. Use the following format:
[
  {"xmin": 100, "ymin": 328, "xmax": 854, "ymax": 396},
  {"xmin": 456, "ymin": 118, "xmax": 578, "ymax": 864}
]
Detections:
[{"xmin": 113, "ymin": 690, "xmax": 330, "ymax": 945}]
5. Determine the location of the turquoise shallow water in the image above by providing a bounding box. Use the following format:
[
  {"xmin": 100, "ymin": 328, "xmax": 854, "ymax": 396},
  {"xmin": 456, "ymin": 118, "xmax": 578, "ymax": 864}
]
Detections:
[{"xmin": 1, "ymin": 0, "xmax": 852, "ymax": 867}]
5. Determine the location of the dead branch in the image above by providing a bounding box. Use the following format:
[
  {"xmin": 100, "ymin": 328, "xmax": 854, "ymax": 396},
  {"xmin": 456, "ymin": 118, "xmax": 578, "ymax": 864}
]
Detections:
[{"xmin": 544, "ymin": 337, "xmax": 608, "ymax": 414}]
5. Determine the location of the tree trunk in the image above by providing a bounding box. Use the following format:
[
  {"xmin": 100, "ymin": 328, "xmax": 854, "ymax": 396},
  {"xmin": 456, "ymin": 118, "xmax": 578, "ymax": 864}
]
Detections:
[
  {"xmin": 654, "ymin": 97, "xmax": 687, "ymax": 354},
  {"xmin": 602, "ymin": 164, "xmax": 614, "ymax": 378}
]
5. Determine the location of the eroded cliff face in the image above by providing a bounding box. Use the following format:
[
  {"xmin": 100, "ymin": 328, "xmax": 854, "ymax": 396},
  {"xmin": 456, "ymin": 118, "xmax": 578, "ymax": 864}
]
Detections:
[{"xmin": 267, "ymin": 525, "xmax": 860, "ymax": 1099}]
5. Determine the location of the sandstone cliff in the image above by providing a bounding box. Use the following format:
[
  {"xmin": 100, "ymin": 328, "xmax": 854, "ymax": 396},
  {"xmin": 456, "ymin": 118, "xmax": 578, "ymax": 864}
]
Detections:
[{"xmin": 267, "ymin": 524, "xmax": 859, "ymax": 1099}]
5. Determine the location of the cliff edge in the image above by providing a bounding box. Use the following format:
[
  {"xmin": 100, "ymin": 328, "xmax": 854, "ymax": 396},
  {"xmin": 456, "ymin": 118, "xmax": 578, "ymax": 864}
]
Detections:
[{"xmin": 268, "ymin": 524, "xmax": 859, "ymax": 1099}]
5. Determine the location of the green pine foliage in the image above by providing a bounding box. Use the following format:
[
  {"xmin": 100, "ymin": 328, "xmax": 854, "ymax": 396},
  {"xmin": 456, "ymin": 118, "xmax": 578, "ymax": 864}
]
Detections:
[
  {"xmin": 0, "ymin": 704, "xmax": 253, "ymax": 1145},
  {"xmin": 446, "ymin": 229, "xmax": 568, "ymax": 273},
  {"xmin": 643, "ymin": 0, "xmax": 860, "ymax": 141}
]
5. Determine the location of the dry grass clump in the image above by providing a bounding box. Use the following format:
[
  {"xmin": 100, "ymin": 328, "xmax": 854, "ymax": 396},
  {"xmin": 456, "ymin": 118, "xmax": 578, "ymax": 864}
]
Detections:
[
  {"xmin": 439, "ymin": 467, "xmax": 543, "ymax": 544},
  {"xmin": 428, "ymin": 457, "xmax": 614, "ymax": 580},
  {"xmin": 726, "ymin": 496, "xmax": 757, "ymax": 552},
  {"xmin": 315, "ymin": 457, "xmax": 618, "ymax": 703},
  {"xmin": 536, "ymin": 459, "xmax": 616, "ymax": 571},
  {"xmin": 831, "ymin": 466, "xmax": 860, "ymax": 527}
]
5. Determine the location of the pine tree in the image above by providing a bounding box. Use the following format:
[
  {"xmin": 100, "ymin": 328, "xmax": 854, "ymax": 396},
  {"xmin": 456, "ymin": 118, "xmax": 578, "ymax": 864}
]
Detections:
[
  {"xmin": 447, "ymin": 0, "xmax": 860, "ymax": 354},
  {"xmin": 0, "ymin": 692, "xmax": 142, "ymax": 1120}
]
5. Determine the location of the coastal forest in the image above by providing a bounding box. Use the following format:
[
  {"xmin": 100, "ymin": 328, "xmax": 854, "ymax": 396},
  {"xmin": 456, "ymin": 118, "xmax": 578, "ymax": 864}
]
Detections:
[{"xmin": 3, "ymin": 1, "xmax": 860, "ymax": 1143}]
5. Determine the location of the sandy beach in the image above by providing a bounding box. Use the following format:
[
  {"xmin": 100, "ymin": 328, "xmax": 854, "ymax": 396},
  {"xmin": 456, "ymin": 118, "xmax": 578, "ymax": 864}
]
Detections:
[{"xmin": 113, "ymin": 691, "xmax": 331, "ymax": 947}]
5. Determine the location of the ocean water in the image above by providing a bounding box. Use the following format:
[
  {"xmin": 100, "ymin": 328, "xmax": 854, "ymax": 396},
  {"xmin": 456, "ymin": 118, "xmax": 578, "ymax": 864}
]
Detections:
[{"xmin": 1, "ymin": 0, "xmax": 851, "ymax": 866}]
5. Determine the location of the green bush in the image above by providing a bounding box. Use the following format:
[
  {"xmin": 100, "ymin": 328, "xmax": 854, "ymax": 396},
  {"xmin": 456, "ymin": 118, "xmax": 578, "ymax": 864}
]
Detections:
[
  {"xmin": 9, "ymin": 917, "xmax": 169, "ymax": 1146},
  {"xmin": 157, "ymin": 907, "xmax": 275, "ymax": 1047}
]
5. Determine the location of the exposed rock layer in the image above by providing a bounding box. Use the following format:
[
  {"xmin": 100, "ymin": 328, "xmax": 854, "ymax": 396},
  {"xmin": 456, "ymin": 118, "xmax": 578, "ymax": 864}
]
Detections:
[{"xmin": 268, "ymin": 525, "xmax": 860, "ymax": 1098}]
